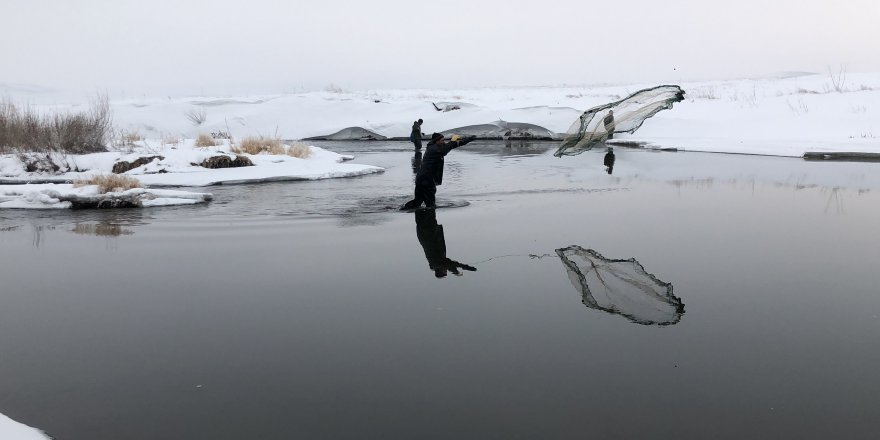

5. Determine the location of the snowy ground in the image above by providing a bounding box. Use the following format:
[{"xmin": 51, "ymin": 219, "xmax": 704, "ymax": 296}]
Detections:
[
  {"xmin": 0, "ymin": 140, "xmax": 384, "ymax": 187},
  {"xmin": 10, "ymin": 71, "xmax": 876, "ymax": 157},
  {"xmin": 0, "ymin": 413, "xmax": 49, "ymax": 440},
  {"xmin": 0, "ymin": 138, "xmax": 383, "ymax": 208},
  {"xmin": 0, "ymin": 183, "xmax": 212, "ymax": 209}
]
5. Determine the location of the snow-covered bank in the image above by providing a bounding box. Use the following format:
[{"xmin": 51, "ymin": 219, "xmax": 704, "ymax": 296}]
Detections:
[
  {"xmin": 0, "ymin": 412, "xmax": 49, "ymax": 440},
  {"xmin": 9, "ymin": 71, "xmax": 866, "ymax": 157},
  {"xmin": 0, "ymin": 183, "xmax": 212, "ymax": 209},
  {"xmin": 0, "ymin": 140, "xmax": 384, "ymax": 187}
]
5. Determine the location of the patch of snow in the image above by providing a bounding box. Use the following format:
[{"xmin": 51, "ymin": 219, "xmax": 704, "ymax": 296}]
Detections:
[
  {"xmin": 0, "ymin": 184, "xmax": 212, "ymax": 209},
  {"xmin": 0, "ymin": 412, "xmax": 49, "ymax": 440}
]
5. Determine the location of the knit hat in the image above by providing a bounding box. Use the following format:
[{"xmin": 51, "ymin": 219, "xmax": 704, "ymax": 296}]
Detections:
[{"xmin": 431, "ymin": 133, "xmax": 444, "ymax": 141}]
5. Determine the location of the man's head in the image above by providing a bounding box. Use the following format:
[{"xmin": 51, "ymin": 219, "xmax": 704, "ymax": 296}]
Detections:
[
  {"xmin": 418, "ymin": 119, "xmax": 423, "ymax": 124},
  {"xmin": 608, "ymin": 110, "xmax": 614, "ymax": 115},
  {"xmin": 431, "ymin": 133, "xmax": 444, "ymax": 144}
]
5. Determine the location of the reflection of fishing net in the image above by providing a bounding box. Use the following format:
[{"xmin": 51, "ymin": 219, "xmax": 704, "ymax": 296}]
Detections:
[
  {"xmin": 556, "ymin": 246, "xmax": 685, "ymax": 325},
  {"xmin": 554, "ymin": 85, "xmax": 685, "ymax": 157}
]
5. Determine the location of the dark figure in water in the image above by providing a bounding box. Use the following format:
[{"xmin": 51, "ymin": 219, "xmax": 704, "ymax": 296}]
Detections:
[
  {"xmin": 411, "ymin": 150, "xmax": 422, "ymax": 175},
  {"xmin": 410, "ymin": 119, "xmax": 424, "ymax": 150},
  {"xmin": 415, "ymin": 209, "xmax": 477, "ymax": 278},
  {"xmin": 604, "ymin": 147, "xmax": 616, "ymax": 174},
  {"xmin": 401, "ymin": 133, "xmax": 475, "ymax": 210},
  {"xmin": 603, "ymin": 109, "xmax": 615, "ymax": 140}
]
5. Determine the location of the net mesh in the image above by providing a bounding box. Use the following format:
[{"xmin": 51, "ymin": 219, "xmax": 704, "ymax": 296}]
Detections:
[
  {"xmin": 554, "ymin": 85, "xmax": 684, "ymax": 157},
  {"xmin": 556, "ymin": 246, "xmax": 685, "ymax": 325}
]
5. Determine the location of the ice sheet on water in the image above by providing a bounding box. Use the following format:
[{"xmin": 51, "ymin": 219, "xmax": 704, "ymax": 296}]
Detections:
[
  {"xmin": 555, "ymin": 85, "xmax": 684, "ymax": 156},
  {"xmin": 556, "ymin": 245, "xmax": 685, "ymax": 325}
]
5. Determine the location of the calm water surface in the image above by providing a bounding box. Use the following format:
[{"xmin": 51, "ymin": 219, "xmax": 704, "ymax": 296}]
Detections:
[{"xmin": 1, "ymin": 142, "xmax": 879, "ymax": 439}]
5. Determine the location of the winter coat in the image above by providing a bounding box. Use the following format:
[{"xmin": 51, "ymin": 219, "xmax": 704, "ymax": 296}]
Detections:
[
  {"xmin": 410, "ymin": 122, "xmax": 422, "ymax": 142},
  {"xmin": 416, "ymin": 137, "xmax": 472, "ymax": 185}
]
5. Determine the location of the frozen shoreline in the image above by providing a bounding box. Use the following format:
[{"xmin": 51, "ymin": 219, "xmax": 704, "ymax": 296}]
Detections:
[{"xmin": 5, "ymin": 71, "xmax": 875, "ymax": 158}]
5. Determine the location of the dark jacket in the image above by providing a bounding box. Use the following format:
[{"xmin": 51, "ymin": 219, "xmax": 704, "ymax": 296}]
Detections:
[
  {"xmin": 410, "ymin": 122, "xmax": 422, "ymax": 142},
  {"xmin": 416, "ymin": 137, "xmax": 473, "ymax": 185}
]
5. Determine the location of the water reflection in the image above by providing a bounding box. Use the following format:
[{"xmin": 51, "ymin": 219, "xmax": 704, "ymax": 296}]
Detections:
[
  {"xmin": 70, "ymin": 222, "xmax": 136, "ymax": 237},
  {"xmin": 415, "ymin": 209, "xmax": 477, "ymax": 278},
  {"xmin": 556, "ymin": 245, "xmax": 684, "ymax": 325},
  {"xmin": 411, "ymin": 150, "xmax": 422, "ymax": 175}
]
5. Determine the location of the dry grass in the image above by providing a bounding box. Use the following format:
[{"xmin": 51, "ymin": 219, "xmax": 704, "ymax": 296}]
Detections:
[
  {"xmin": 232, "ymin": 136, "xmax": 285, "ymax": 155},
  {"xmin": 0, "ymin": 96, "xmax": 111, "ymax": 154},
  {"xmin": 74, "ymin": 174, "xmax": 143, "ymax": 193},
  {"xmin": 162, "ymin": 134, "xmax": 181, "ymax": 145},
  {"xmin": 116, "ymin": 130, "xmax": 143, "ymax": 146},
  {"xmin": 195, "ymin": 133, "xmax": 216, "ymax": 147},
  {"xmin": 287, "ymin": 142, "xmax": 312, "ymax": 158}
]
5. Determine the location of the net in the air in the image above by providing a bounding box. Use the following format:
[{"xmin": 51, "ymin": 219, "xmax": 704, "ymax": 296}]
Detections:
[
  {"xmin": 556, "ymin": 246, "xmax": 685, "ymax": 325},
  {"xmin": 554, "ymin": 85, "xmax": 685, "ymax": 157}
]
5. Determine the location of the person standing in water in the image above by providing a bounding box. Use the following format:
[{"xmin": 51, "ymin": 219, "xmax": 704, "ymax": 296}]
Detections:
[
  {"xmin": 603, "ymin": 147, "xmax": 616, "ymax": 174},
  {"xmin": 401, "ymin": 133, "xmax": 475, "ymax": 210},
  {"xmin": 410, "ymin": 119, "xmax": 424, "ymax": 150},
  {"xmin": 603, "ymin": 110, "xmax": 616, "ymax": 140}
]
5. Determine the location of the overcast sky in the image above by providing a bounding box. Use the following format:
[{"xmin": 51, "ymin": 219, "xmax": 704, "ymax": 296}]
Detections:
[{"xmin": 2, "ymin": 0, "xmax": 878, "ymax": 95}]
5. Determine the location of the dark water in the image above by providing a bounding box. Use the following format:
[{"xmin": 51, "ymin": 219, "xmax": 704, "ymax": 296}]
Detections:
[{"xmin": 2, "ymin": 142, "xmax": 880, "ymax": 439}]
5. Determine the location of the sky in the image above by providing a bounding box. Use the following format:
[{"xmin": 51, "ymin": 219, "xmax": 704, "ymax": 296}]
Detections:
[{"xmin": 2, "ymin": 0, "xmax": 879, "ymax": 96}]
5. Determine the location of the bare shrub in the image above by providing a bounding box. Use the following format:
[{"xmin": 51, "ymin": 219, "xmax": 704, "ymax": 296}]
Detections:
[
  {"xmin": 195, "ymin": 133, "xmax": 216, "ymax": 147},
  {"xmin": 185, "ymin": 107, "xmax": 207, "ymax": 126},
  {"xmin": 828, "ymin": 64, "xmax": 847, "ymax": 93},
  {"xmin": 232, "ymin": 136, "xmax": 285, "ymax": 155},
  {"xmin": 0, "ymin": 96, "xmax": 111, "ymax": 154},
  {"xmin": 74, "ymin": 174, "xmax": 142, "ymax": 193},
  {"xmin": 114, "ymin": 129, "xmax": 143, "ymax": 148},
  {"xmin": 287, "ymin": 142, "xmax": 312, "ymax": 158},
  {"xmin": 786, "ymin": 98, "xmax": 809, "ymax": 115}
]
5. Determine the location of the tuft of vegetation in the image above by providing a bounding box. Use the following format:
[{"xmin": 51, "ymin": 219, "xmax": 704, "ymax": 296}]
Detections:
[
  {"xmin": 185, "ymin": 107, "xmax": 207, "ymax": 126},
  {"xmin": 195, "ymin": 133, "xmax": 217, "ymax": 147},
  {"xmin": 827, "ymin": 64, "xmax": 847, "ymax": 93},
  {"xmin": 232, "ymin": 136, "xmax": 285, "ymax": 155},
  {"xmin": 0, "ymin": 96, "xmax": 111, "ymax": 154},
  {"xmin": 114, "ymin": 129, "xmax": 144, "ymax": 148},
  {"xmin": 287, "ymin": 142, "xmax": 312, "ymax": 159},
  {"xmin": 162, "ymin": 134, "xmax": 181, "ymax": 146},
  {"xmin": 197, "ymin": 154, "xmax": 253, "ymax": 169},
  {"xmin": 74, "ymin": 174, "xmax": 143, "ymax": 193}
]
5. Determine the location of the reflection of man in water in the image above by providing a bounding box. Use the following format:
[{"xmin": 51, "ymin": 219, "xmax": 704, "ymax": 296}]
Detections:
[
  {"xmin": 603, "ymin": 110, "xmax": 615, "ymax": 140},
  {"xmin": 603, "ymin": 147, "xmax": 615, "ymax": 174},
  {"xmin": 415, "ymin": 209, "xmax": 477, "ymax": 278},
  {"xmin": 411, "ymin": 150, "xmax": 422, "ymax": 175}
]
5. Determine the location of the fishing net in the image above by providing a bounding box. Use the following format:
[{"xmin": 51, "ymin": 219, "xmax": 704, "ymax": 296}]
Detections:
[
  {"xmin": 556, "ymin": 246, "xmax": 685, "ymax": 325},
  {"xmin": 554, "ymin": 85, "xmax": 684, "ymax": 157}
]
